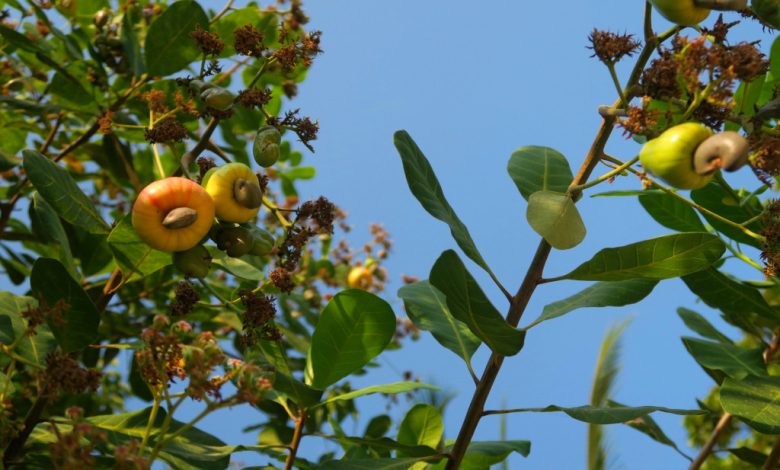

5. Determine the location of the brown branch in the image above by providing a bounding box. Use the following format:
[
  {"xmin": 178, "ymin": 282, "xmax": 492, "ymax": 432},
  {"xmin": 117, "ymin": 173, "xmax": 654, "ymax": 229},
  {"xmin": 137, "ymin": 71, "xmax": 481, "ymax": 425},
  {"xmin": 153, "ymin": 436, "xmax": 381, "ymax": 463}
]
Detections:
[
  {"xmin": 39, "ymin": 112, "xmax": 65, "ymax": 155},
  {"xmin": 762, "ymin": 437, "xmax": 780, "ymax": 470},
  {"xmin": 688, "ymin": 413, "xmax": 733, "ymax": 470},
  {"xmin": 177, "ymin": 117, "xmax": 220, "ymax": 174},
  {"xmin": 284, "ymin": 412, "xmax": 307, "ymax": 470}
]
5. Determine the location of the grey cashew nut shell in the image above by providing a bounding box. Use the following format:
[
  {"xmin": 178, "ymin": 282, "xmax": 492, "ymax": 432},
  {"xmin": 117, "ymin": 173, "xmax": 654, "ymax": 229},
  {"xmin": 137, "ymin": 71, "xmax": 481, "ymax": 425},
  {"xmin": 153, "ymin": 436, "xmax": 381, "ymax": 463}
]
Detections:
[
  {"xmin": 233, "ymin": 178, "xmax": 263, "ymax": 209},
  {"xmin": 693, "ymin": 131, "xmax": 750, "ymax": 175},
  {"xmin": 162, "ymin": 207, "xmax": 199, "ymax": 229}
]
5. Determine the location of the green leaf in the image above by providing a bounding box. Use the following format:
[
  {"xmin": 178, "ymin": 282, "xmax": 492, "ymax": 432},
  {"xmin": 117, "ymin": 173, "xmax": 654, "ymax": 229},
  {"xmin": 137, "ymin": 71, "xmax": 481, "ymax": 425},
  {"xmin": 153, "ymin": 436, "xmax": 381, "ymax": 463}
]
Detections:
[
  {"xmin": 121, "ymin": 13, "xmax": 145, "ymax": 76},
  {"xmin": 397, "ymin": 404, "xmax": 443, "ymax": 456},
  {"xmin": 507, "ymin": 146, "xmax": 574, "ymax": 200},
  {"xmin": 398, "ymin": 280, "xmax": 481, "ymax": 365},
  {"xmin": 393, "ymin": 130, "xmax": 498, "ymax": 283},
  {"xmin": 611, "ymin": 400, "xmax": 691, "ymax": 461},
  {"xmin": 316, "ymin": 382, "xmax": 439, "ymax": 408},
  {"xmin": 208, "ymin": 247, "xmax": 264, "ymax": 281},
  {"xmin": 321, "ymin": 435, "xmax": 438, "ymax": 458},
  {"xmin": 429, "ymin": 250, "xmax": 524, "ymax": 356},
  {"xmin": 144, "ymin": 0, "xmax": 208, "ymax": 76},
  {"xmin": 0, "ymin": 292, "xmax": 57, "ymax": 367},
  {"xmin": 0, "ymin": 151, "xmax": 21, "ymax": 171},
  {"xmin": 690, "ymin": 183, "xmax": 764, "ymax": 248},
  {"xmin": 721, "ymin": 375, "xmax": 780, "ymax": 434},
  {"xmin": 526, "ymin": 191, "xmax": 586, "ymax": 250},
  {"xmin": 461, "ymin": 441, "xmax": 532, "ymax": 465},
  {"xmin": 108, "ymin": 215, "xmax": 171, "ymax": 281},
  {"xmin": 638, "ymin": 192, "xmax": 705, "ymax": 232},
  {"xmin": 308, "ymin": 289, "xmax": 396, "ymax": 389},
  {"xmin": 682, "ymin": 337, "xmax": 766, "ymax": 380},
  {"xmin": 529, "ymin": 279, "xmax": 657, "ymax": 328},
  {"xmin": 499, "ymin": 405, "xmax": 703, "ymax": 424},
  {"xmin": 562, "ymin": 233, "xmax": 725, "ymax": 281},
  {"xmin": 318, "ymin": 458, "xmax": 429, "ymax": 470},
  {"xmin": 273, "ymin": 372, "xmax": 323, "ymax": 408},
  {"xmin": 30, "ymin": 192, "xmax": 78, "ymax": 280},
  {"xmin": 30, "ymin": 258, "xmax": 100, "ymax": 353},
  {"xmin": 23, "ymin": 150, "xmax": 110, "ymax": 234},
  {"xmin": 682, "ymin": 268, "xmax": 778, "ymax": 320},
  {"xmin": 677, "ymin": 308, "xmax": 733, "ymax": 344}
]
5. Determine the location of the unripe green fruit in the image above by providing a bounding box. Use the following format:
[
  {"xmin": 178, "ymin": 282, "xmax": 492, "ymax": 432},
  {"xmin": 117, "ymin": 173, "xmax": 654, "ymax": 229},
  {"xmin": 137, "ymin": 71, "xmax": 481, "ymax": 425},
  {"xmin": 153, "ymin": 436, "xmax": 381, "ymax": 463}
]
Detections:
[
  {"xmin": 753, "ymin": 0, "xmax": 780, "ymax": 28},
  {"xmin": 253, "ymin": 126, "xmax": 281, "ymax": 167},
  {"xmin": 189, "ymin": 80, "xmax": 215, "ymax": 94},
  {"xmin": 215, "ymin": 226, "xmax": 254, "ymax": 257},
  {"xmin": 650, "ymin": 0, "xmax": 710, "ymax": 25},
  {"xmin": 248, "ymin": 227, "xmax": 275, "ymax": 256},
  {"xmin": 201, "ymin": 87, "xmax": 235, "ymax": 111},
  {"xmin": 173, "ymin": 245, "xmax": 212, "ymax": 278},
  {"xmin": 639, "ymin": 122, "xmax": 714, "ymax": 190}
]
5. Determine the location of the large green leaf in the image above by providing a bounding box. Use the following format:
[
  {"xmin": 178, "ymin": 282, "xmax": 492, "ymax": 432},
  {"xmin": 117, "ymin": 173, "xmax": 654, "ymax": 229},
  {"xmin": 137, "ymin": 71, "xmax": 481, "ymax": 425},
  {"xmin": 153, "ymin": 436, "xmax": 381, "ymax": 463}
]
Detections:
[
  {"xmin": 30, "ymin": 258, "xmax": 100, "ymax": 353},
  {"xmin": 30, "ymin": 192, "xmax": 78, "ymax": 280},
  {"xmin": 398, "ymin": 281, "xmax": 481, "ymax": 365},
  {"xmin": 681, "ymin": 268, "xmax": 779, "ymax": 320},
  {"xmin": 682, "ymin": 337, "xmax": 766, "ymax": 380},
  {"xmin": 428, "ymin": 441, "xmax": 532, "ymax": 470},
  {"xmin": 526, "ymin": 191, "xmax": 586, "ymax": 250},
  {"xmin": 272, "ymin": 372, "xmax": 323, "ymax": 408},
  {"xmin": 393, "ymin": 131, "xmax": 498, "ymax": 283},
  {"xmin": 721, "ymin": 375, "xmax": 780, "ymax": 434},
  {"xmin": 208, "ymin": 247, "xmax": 264, "ymax": 281},
  {"xmin": 0, "ymin": 291, "xmax": 57, "ymax": 367},
  {"xmin": 397, "ymin": 404, "xmax": 443, "ymax": 458},
  {"xmin": 308, "ymin": 289, "xmax": 396, "ymax": 389},
  {"xmin": 121, "ymin": 13, "xmax": 145, "ymax": 76},
  {"xmin": 561, "ymin": 233, "xmax": 725, "ymax": 281},
  {"xmin": 638, "ymin": 192, "xmax": 705, "ymax": 232},
  {"xmin": 144, "ymin": 0, "xmax": 208, "ymax": 76},
  {"xmin": 23, "ymin": 150, "xmax": 110, "ymax": 234},
  {"xmin": 318, "ymin": 458, "xmax": 431, "ymax": 470},
  {"xmin": 529, "ymin": 279, "xmax": 657, "ymax": 328},
  {"xmin": 496, "ymin": 405, "xmax": 702, "ymax": 424},
  {"xmin": 429, "ymin": 250, "xmax": 524, "ymax": 356},
  {"xmin": 507, "ymin": 146, "xmax": 574, "ymax": 200},
  {"xmin": 690, "ymin": 183, "xmax": 764, "ymax": 248},
  {"xmin": 610, "ymin": 400, "xmax": 691, "ymax": 460},
  {"xmin": 320, "ymin": 435, "xmax": 437, "ymax": 458},
  {"xmin": 316, "ymin": 382, "xmax": 438, "ymax": 408},
  {"xmin": 677, "ymin": 308, "xmax": 733, "ymax": 344},
  {"xmin": 108, "ymin": 215, "xmax": 171, "ymax": 281}
]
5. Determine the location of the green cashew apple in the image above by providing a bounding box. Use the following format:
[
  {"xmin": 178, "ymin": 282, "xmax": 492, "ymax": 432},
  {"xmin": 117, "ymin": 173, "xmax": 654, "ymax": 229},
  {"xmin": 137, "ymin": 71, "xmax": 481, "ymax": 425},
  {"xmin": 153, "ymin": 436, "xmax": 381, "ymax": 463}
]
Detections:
[
  {"xmin": 253, "ymin": 126, "xmax": 281, "ymax": 167},
  {"xmin": 215, "ymin": 226, "xmax": 254, "ymax": 257},
  {"xmin": 753, "ymin": 0, "xmax": 780, "ymax": 28},
  {"xmin": 200, "ymin": 87, "xmax": 235, "ymax": 111},
  {"xmin": 173, "ymin": 245, "xmax": 212, "ymax": 278},
  {"xmin": 248, "ymin": 227, "xmax": 276, "ymax": 256},
  {"xmin": 650, "ymin": 0, "xmax": 710, "ymax": 25},
  {"xmin": 639, "ymin": 122, "xmax": 714, "ymax": 190}
]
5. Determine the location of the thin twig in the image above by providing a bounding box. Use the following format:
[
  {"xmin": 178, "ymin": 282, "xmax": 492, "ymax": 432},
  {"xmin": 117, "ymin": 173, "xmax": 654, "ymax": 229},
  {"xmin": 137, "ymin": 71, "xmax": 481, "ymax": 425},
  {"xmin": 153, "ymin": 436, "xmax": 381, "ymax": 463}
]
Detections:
[
  {"xmin": 762, "ymin": 437, "xmax": 780, "ymax": 470},
  {"xmin": 284, "ymin": 412, "xmax": 308, "ymax": 470},
  {"xmin": 688, "ymin": 413, "xmax": 732, "ymax": 470}
]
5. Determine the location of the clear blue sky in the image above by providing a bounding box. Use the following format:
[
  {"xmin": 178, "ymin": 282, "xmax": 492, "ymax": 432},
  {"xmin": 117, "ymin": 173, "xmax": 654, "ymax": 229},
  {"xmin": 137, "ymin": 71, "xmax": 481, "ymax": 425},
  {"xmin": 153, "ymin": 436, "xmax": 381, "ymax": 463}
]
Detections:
[{"xmin": 2, "ymin": 1, "xmax": 776, "ymax": 468}]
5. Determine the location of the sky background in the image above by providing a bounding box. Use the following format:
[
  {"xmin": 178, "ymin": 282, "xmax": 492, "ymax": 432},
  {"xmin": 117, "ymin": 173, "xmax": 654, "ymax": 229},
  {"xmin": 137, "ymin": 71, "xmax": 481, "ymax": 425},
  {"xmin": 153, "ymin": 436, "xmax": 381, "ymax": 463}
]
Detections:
[{"xmin": 2, "ymin": 1, "xmax": 778, "ymax": 469}]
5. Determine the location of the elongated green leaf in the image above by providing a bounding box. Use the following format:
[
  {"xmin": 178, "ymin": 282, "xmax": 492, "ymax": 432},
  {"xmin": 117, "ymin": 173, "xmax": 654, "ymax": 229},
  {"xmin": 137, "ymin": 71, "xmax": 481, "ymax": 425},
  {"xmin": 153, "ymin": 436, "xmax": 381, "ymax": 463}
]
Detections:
[
  {"xmin": 562, "ymin": 233, "xmax": 725, "ymax": 281},
  {"xmin": 526, "ymin": 191, "xmax": 586, "ymax": 249},
  {"xmin": 677, "ymin": 308, "xmax": 733, "ymax": 344},
  {"xmin": 319, "ymin": 458, "xmax": 429, "ymax": 470},
  {"xmin": 121, "ymin": 13, "xmax": 145, "ymax": 76},
  {"xmin": 144, "ymin": 0, "xmax": 208, "ymax": 76},
  {"xmin": 308, "ymin": 289, "xmax": 396, "ymax": 389},
  {"xmin": 610, "ymin": 400, "xmax": 691, "ymax": 460},
  {"xmin": 108, "ymin": 215, "xmax": 171, "ymax": 281},
  {"xmin": 429, "ymin": 250, "xmax": 524, "ymax": 356},
  {"xmin": 273, "ymin": 372, "xmax": 322, "ymax": 408},
  {"xmin": 429, "ymin": 441, "xmax": 532, "ymax": 469},
  {"xmin": 208, "ymin": 247, "xmax": 264, "ymax": 281},
  {"xmin": 727, "ymin": 447, "xmax": 769, "ymax": 465},
  {"xmin": 30, "ymin": 258, "xmax": 100, "ymax": 353},
  {"xmin": 507, "ymin": 146, "xmax": 573, "ymax": 200},
  {"xmin": 682, "ymin": 268, "xmax": 778, "ymax": 320},
  {"xmin": 638, "ymin": 192, "xmax": 705, "ymax": 232},
  {"xmin": 721, "ymin": 375, "xmax": 780, "ymax": 434},
  {"xmin": 530, "ymin": 279, "xmax": 657, "ymax": 328},
  {"xmin": 321, "ymin": 435, "xmax": 437, "ymax": 458},
  {"xmin": 690, "ymin": 183, "xmax": 764, "ymax": 248},
  {"xmin": 23, "ymin": 150, "xmax": 110, "ymax": 234},
  {"xmin": 317, "ymin": 382, "xmax": 438, "ymax": 408},
  {"xmin": 398, "ymin": 281, "xmax": 481, "ymax": 364},
  {"xmin": 682, "ymin": 337, "xmax": 766, "ymax": 380},
  {"xmin": 393, "ymin": 131, "xmax": 497, "ymax": 282},
  {"xmin": 398, "ymin": 404, "xmax": 443, "ymax": 457},
  {"xmin": 497, "ymin": 405, "xmax": 703, "ymax": 424},
  {"xmin": 0, "ymin": 291, "xmax": 57, "ymax": 367},
  {"xmin": 30, "ymin": 192, "xmax": 78, "ymax": 280}
]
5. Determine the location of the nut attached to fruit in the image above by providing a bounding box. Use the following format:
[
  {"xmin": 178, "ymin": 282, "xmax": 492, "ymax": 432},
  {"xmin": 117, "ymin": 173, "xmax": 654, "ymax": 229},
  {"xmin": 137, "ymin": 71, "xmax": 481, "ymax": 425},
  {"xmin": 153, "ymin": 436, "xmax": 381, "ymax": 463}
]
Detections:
[
  {"xmin": 215, "ymin": 226, "xmax": 254, "ymax": 257},
  {"xmin": 173, "ymin": 245, "xmax": 212, "ymax": 278},
  {"xmin": 200, "ymin": 87, "xmax": 235, "ymax": 111},
  {"xmin": 253, "ymin": 126, "xmax": 281, "ymax": 168},
  {"xmin": 203, "ymin": 163, "xmax": 263, "ymax": 223},
  {"xmin": 639, "ymin": 122, "xmax": 714, "ymax": 190},
  {"xmin": 132, "ymin": 177, "xmax": 215, "ymax": 252},
  {"xmin": 248, "ymin": 227, "xmax": 276, "ymax": 256},
  {"xmin": 650, "ymin": 0, "xmax": 710, "ymax": 25},
  {"xmin": 692, "ymin": 131, "xmax": 750, "ymax": 175}
]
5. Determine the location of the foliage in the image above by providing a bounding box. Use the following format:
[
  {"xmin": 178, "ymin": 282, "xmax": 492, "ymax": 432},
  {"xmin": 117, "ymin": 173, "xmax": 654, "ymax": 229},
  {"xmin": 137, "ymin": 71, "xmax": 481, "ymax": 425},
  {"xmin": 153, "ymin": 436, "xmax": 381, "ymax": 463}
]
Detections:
[{"xmin": 0, "ymin": 0, "xmax": 779, "ymax": 469}]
